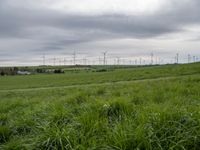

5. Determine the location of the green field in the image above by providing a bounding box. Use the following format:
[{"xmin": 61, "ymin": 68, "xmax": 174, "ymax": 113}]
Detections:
[{"xmin": 0, "ymin": 63, "xmax": 200, "ymax": 149}]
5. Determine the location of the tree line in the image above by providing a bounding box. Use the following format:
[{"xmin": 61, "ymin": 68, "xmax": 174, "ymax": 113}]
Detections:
[{"xmin": 0, "ymin": 67, "xmax": 64, "ymax": 76}]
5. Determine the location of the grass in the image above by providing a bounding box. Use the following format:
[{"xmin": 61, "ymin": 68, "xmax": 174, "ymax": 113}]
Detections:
[
  {"xmin": 0, "ymin": 63, "xmax": 200, "ymax": 149},
  {"xmin": 0, "ymin": 63, "xmax": 200, "ymax": 90}
]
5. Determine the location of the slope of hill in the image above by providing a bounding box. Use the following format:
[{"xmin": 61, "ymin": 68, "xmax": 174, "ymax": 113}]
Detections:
[{"xmin": 0, "ymin": 63, "xmax": 200, "ymax": 149}]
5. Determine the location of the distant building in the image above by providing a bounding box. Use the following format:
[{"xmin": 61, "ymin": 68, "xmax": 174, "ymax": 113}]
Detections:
[{"xmin": 17, "ymin": 71, "xmax": 31, "ymax": 75}]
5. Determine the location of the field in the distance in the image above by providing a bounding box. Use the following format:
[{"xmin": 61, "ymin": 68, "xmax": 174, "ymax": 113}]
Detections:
[{"xmin": 0, "ymin": 63, "xmax": 200, "ymax": 149}]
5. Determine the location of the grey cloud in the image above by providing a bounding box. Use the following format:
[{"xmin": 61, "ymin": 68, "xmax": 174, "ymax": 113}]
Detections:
[
  {"xmin": 0, "ymin": 0, "xmax": 200, "ymax": 66},
  {"xmin": 1, "ymin": 0, "xmax": 200, "ymax": 41}
]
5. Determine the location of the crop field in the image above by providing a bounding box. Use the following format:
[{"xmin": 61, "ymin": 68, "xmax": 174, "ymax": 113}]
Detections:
[{"xmin": 0, "ymin": 63, "xmax": 200, "ymax": 149}]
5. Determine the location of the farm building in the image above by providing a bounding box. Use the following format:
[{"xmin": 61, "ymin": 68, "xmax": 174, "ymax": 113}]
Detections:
[{"xmin": 17, "ymin": 70, "xmax": 31, "ymax": 75}]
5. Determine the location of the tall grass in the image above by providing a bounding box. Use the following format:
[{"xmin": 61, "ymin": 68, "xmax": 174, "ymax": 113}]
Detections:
[{"xmin": 0, "ymin": 64, "xmax": 200, "ymax": 149}]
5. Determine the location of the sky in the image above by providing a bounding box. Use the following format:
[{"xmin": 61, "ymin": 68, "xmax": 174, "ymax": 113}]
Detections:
[{"xmin": 0, "ymin": 0, "xmax": 200, "ymax": 66}]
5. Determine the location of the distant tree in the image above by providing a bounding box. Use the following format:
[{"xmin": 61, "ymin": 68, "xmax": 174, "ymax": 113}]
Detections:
[
  {"xmin": 95, "ymin": 68, "xmax": 108, "ymax": 72},
  {"xmin": 36, "ymin": 68, "xmax": 45, "ymax": 73},
  {"xmin": 54, "ymin": 69, "xmax": 64, "ymax": 74},
  {"xmin": 13, "ymin": 67, "xmax": 19, "ymax": 71},
  {"xmin": 0, "ymin": 71, "xmax": 5, "ymax": 76}
]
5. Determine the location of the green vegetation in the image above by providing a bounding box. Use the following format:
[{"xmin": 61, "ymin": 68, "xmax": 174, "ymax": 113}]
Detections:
[
  {"xmin": 0, "ymin": 63, "xmax": 200, "ymax": 149},
  {"xmin": 0, "ymin": 63, "xmax": 200, "ymax": 90}
]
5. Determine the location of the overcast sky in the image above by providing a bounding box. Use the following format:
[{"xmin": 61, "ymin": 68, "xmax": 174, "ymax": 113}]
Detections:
[{"xmin": 0, "ymin": 0, "xmax": 200, "ymax": 66}]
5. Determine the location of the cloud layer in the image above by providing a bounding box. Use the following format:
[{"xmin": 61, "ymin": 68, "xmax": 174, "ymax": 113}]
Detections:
[{"xmin": 0, "ymin": 0, "xmax": 200, "ymax": 65}]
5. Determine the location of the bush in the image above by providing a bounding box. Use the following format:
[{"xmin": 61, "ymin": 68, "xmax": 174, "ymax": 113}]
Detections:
[
  {"xmin": 54, "ymin": 69, "xmax": 64, "ymax": 74},
  {"xmin": 36, "ymin": 68, "xmax": 45, "ymax": 73},
  {"xmin": 0, "ymin": 71, "xmax": 5, "ymax": 76},
  {"xmin": 95, "ymin": 69, "xmax": 108, "ymax": 72}
]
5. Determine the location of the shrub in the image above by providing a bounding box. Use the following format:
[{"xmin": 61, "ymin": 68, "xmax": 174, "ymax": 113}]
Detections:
[
  {"xmin": 95, "ymin": 69, "xmax": 108, "ymax": 72},
  {"xmin": 54, "ymin": 69, "xmax": 64, "ymax": 74},
  {"xmin": 0, "ymin": 71, "xmax": 5, "ymax": 76}
]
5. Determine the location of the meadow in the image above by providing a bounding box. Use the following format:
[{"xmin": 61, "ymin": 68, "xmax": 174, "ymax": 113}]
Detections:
[
  {"xmin": 0, "ymin": 63, "xmax": 200, "ymax": 90},
  {"xmin": 0, "ymin": 63, "xmax": 200, "ymax": 149}
]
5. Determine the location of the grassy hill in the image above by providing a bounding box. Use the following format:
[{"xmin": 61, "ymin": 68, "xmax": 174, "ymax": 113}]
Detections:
[
  {"xmin": 0, "ymin": 63, "xmax": 200, "ymax": 149},
  {"xmin": 0, "ymin": 63, "xmax": 200, "ymax": 90}
]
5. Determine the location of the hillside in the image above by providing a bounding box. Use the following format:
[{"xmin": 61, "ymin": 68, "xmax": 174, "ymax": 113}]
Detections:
[{"xmin": 0, "ymin": 63, "xmax": 200, "ymax": 149}]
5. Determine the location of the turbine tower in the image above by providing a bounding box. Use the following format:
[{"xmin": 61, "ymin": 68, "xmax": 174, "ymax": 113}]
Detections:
[
  {"xmin": 42, "ymin": 53, "xmax": 46, "ymax": 66},
  {"xmin": 73, "ymin": 51, "xmax": 76, "ymax": 65},
  {"xmin": 150, "ymin": 53, "xmax": 154, "ymax": 65},
  {"xmin": 102, "ymin": 51, "xmax": 107, "ymax": 65}
]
